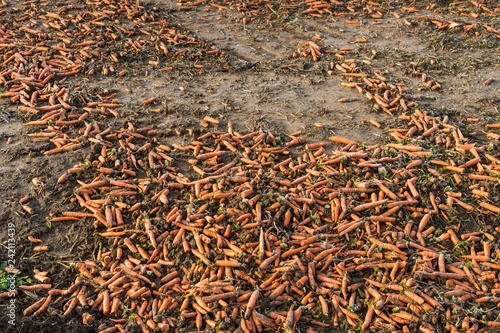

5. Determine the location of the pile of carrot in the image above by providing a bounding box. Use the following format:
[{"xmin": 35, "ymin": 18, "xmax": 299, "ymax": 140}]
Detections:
[
  {"xmin": 0, "ymin": 1, "xmax": 499, "ymax": 333},
  {"xmin": 0, "ymin": 0, "xmax": 222, "ymax": 155},
  {"xmin": 16, "ymin": 105, "xmax": 500, "ymax": 333},
  {"xmin": 199, "ymin": 0, "xmax": 499, "ymax": 39},
  {"xmin": 0, "ymin": 0, "xmax": 495, "ymax": 161}
]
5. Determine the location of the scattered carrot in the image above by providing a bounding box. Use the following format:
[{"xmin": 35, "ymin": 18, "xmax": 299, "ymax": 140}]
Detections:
[{"xmin": 7, "ymin": 1, "xmax": 500, "ymax": 332}]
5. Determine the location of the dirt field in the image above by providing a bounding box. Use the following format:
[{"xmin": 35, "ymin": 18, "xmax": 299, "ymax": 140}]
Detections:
[{"xmin": 1, "ymin": 0, "xmax": 499, "ymax": 332}]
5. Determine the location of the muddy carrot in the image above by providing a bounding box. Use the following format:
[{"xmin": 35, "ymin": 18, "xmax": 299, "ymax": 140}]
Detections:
[
  {"xmin": 260, "ymin": 251, "xmax": 281, "ymax": 270},
  {"xmin": 362, "ymin": 307, "xmax": 374, "ymax": 330},
  {"xmin": 24, "ymin": 297, "xmax": 47, "ymax": 315},
  {"xmin": 253, "ymin": 311, "xmax": 278, "ymax": 330},
  {"xmin": 202, "ymin": 291, "xmax": 239, "ymax": 303},
  {"xmin": 32, "ymin": 295, "xmax": 51, "ymax": 316},
  {"xmin": 28, "ymin": 236, "xmax": 42, "ymax": 243},
  {"xmin": 245, "ymin": 290, "xmax": 259, "ymax": 319}
]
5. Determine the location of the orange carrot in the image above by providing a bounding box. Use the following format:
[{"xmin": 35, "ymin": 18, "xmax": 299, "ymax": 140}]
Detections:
[
  {"xmin": 329, "ymin": 136, "xmax": 359, "ymax": 145},
  {"xmin": 245, "ymin": 290, "xmax": 259, "ymax": 319},
  {"xmin": 353, "ymin": 199, "xmax": 388, "ymax": 212},
  {"xmin": 480, "ymin": 202, "xmax": 500, "ymax": 213}
]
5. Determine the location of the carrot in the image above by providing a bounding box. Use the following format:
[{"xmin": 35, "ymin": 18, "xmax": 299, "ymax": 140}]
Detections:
[
  {"xmin": 461, "ymin": 255, "xmax": 489, "ymax": 262},
  {"xmin": 202, "ymin": 291, "xmax": 239, "ymax": 303},
  {"xmin": 362, "ymin": 307, "xmax": 374, "ymax": 330},
  {"xmin": 365, "ymin": 279, "xmax": 403, "ymax": 291},
  {"xmin": 269, "ymin": 281, "xmax": 289, "ymax": 299},
  {"xmin": 215, "ymin": 260, "xmax": 241, "ymax": 268},
  {"xmin": 24, "ymin": 297, "xmax": 47, "ymax": 315},
  {"xmin": 142, "ymin": 97, "xmax": 157, "ymax": 106},
  {"xmin": 314, "ymin": 248, "xmax": 338, "ymax": 261},
  {"xmin": 370, "ymin": 215, "xmax": 396, "ymax": 222},
  {"xmin": 284, "ymin": 305, "xmax": 295, "ymax": 331},
  {"xmin": 406, "ymin": 159, "xmax": 423, "ymax": 169},
  {"xmin": 159, "ymin": 278, "xmax": 180, "ymax": 292},
  {"xmin": 0, "ymin": 290, "xmax": 18, "ymax": 298},
  {"xmin": 353, "ymin": 199, "xmax": 388, "ymax": 212},
  {"xmin": 387, "ymin": 144, "xmax": 423, "ymax": 152},
  {"xmin": 260, "ymin": 251, "xmax": 281, "ymax": 270},
  {"xmin": 376, "ymin": 181, "xmax": 398, "ymax": 200},
  {"xmin": 479, "ymin": 202, "xmax": 500, "ymax": 213},
  {"xmin": 469, "ymin": 174, "xmax": 499, "ymax": 181},
  {"xmin": 204, "ymin": 116, "xmax": 219, "ymax": 124},
  {"xmin": 197, "ymin": 151, "xmax": 227, "ymax": 160},
  {"xmin": 33, "ymin": 295, "xmax": 51, "ymax": 316},
  {"xmin": 404, "ymin": 290, "xmax": 425, "ymax": 304},
  {"xmin": 392, "ymin": 310, "xmax": 418, "ymax": 322},
  {"xmin": 63, "ymin": 297, "xmax": 78, "ymax": 316},
  {"xmin": 340, "ymin": 306, "xmax": 360, "ymax": 320},
  {"xmin": 417, "ymin": 214, "xmax": 431, "ymax": 233},
  {"xmin": 311, "ymin": 293, "xmax": 327, "ymax": 316},
  {"xmin": 101, "ymin": 291, "xmax": 110, "ymax": 315},
  {"xmin": 253, "ymin": 311, "xmax": 278, "ymax": 330},
  {"xmin": 329, "ymin": 136, "xmax": 359, "ymax": 145},
  {"xmin": 34, "ymin": 273, "xmax": 50, "ymax": 284},
  {"xmin": 369, "ymin": 119, "xmax": 381, "ymax": 128},
  {"xmin": 417, "ymin": 271, "xmax": 464, "ymax": 280},
  {"xmin": 63, "ymin": 212, "xmax": 94, "ymax": 218},
  {"xmin": 445, "ymin": 165, "xmax": 464, "ymax": 173},
  {"xmin": 338, "ymin": 221, "xmax": 364, "ymax": 236},
  {"xmin": 192, "ymin": 249, "xmax": 212, "ymax": 266},
  {"xmin": 245, "ymin": 290, "xmax": 259, "ymax": 319}
]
